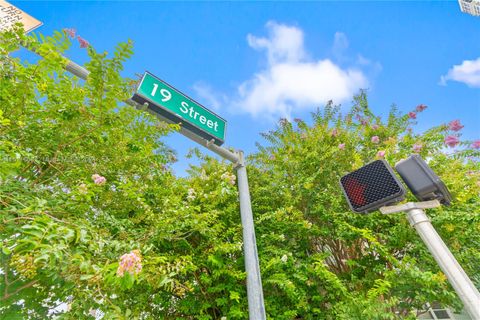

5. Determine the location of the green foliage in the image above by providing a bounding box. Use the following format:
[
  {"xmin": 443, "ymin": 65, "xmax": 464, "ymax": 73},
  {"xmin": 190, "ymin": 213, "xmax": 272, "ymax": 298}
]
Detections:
[
  {"xmin": 1, "ymin": 26, "xmax": 479, "ymax": 319},
  {"xmin": 248, "ymin": 94, "xmax": 479, "ymax": 318}
]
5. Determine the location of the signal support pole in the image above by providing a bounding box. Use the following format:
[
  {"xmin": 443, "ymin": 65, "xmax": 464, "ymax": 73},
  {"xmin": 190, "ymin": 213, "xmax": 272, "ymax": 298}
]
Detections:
[
  {"xmin": 62, "ymin": 55, "xmax": 266, "ymax": 320},
  {"xmin": 381, "ymin": 201, "xmax": 480, "ymax": 320}
]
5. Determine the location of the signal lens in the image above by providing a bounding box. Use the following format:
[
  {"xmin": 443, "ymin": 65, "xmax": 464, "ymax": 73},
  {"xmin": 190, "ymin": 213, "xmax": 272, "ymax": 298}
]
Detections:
[{"xmin": 340, "ymin": 160, "xmax": 406, "ymax": 213}]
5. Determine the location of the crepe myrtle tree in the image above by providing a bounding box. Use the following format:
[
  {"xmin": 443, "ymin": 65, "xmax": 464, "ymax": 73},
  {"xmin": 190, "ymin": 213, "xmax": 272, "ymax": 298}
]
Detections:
[
  {"xmin": 246, "ymin": 96, "xmax": 480, "ymax": 319},
  {"xmin": 0, "ymin": 26, "xmax": 190, "ymax": 319}
]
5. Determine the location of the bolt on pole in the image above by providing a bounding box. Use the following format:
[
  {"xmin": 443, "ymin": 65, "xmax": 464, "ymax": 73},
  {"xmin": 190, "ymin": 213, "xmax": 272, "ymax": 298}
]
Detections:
[
  {"xmin": 60, "ymin": 54, "xmax": 266, "ymax": 319},
  {"xmin": 381, "ymin": 201, "xmax": 480, "ymax": 319}
]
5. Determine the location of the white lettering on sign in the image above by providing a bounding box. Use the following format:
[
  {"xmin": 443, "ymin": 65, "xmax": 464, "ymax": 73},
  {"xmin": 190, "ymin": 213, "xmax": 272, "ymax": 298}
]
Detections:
[
  {"xmin": 151, "ymin": 83, "xmax": 158, "ymax": 96},
  {"xmin": 150, "ymin": 84, "xmax": 172, "ymax": 103},
  {"xmin": 160, "ymin": 89, "xmax": 171, "ymax": 102},
  {"xmin": 179, "ymin": 100, "xmax": 219, "ymax": 131},
  {"xmin": 0, "ymin": 0, "xmax": 42, "ymax": 33}
]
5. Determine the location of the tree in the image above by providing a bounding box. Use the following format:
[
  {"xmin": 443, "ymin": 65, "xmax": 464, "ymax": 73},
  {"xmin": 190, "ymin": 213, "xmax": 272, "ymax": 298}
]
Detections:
[{"xmin": 247, "ymin": 96, "xmax": 480, "ymax": 319}]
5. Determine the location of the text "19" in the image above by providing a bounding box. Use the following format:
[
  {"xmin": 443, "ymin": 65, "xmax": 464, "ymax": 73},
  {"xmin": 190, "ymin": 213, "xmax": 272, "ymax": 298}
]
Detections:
[{"xmin": 151, "ymin": 84, "xmax": 171, "ymax": 102}]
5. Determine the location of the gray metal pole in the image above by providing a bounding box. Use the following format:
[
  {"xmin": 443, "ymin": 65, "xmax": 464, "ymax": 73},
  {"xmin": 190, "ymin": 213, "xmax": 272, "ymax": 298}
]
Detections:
[
  {"xmin": 406, "ymin": 208, "xmax": 480, "ymax": 319},
  {"xmin": 235, "ymin": 151, "xmax": 266, "ymax": 320},
  {"xmin": 60, "ymin": 54, "xmax": 266, "ymax": 318}
]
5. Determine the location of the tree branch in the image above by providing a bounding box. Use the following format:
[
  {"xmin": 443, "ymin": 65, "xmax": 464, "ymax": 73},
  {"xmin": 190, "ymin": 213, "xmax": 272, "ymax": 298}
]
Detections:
[{"xmin": 1, "ymin": 280, "xmax": 39, "ymax": 301}]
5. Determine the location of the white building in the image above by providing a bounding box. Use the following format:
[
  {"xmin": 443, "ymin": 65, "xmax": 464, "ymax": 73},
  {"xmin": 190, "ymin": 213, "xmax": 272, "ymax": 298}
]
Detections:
[{"xmin": 458, "ymin": 0, "xmax": 480, "ymax": 16}]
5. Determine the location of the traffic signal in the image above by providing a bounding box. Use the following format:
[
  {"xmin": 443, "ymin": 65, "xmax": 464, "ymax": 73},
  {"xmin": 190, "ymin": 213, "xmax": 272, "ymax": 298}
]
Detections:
[
  {"xmin": 340, "ymin": 160, "xmax": 406, "ymax": 213},
  {"xmin": 395, "ymin": 155, "xmax": 452, "ymax": 205}
]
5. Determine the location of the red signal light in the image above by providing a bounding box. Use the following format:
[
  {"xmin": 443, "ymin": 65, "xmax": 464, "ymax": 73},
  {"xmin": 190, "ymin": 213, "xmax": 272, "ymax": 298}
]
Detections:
[
  {"xmin": 342, "ymin": 177, "xmax": 367, "ymax": 206},
  {"xmin": 340, "ymin": 160, "xmax": 406, "ymax": 213}
]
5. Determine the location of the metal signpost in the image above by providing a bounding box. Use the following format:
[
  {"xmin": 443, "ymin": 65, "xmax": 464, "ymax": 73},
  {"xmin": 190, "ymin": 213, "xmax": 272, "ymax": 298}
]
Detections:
[{"xmin": 66, "ymin": 56, "xmax": 268, "ymax": 320}]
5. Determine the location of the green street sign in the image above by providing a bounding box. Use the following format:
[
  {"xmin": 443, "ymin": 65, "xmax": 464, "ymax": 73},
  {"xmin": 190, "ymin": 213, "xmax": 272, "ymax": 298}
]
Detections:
[{"xmin": 132, "ymin": 72, "xmax": 226, "ymax": 145}]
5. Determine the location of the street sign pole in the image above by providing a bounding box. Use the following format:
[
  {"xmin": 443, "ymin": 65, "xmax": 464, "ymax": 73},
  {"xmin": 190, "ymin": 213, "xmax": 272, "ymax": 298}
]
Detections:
[
  {"xmin": 65, "ymin": 57, "xmax": 267, "ymax": 320},
  {"xmin": 235, "ymin": 151, "xmax": 266, "ymax": 319},
  {"xmin": 381, "ymin": 201, "xmax": 480, "ymax": 320}
]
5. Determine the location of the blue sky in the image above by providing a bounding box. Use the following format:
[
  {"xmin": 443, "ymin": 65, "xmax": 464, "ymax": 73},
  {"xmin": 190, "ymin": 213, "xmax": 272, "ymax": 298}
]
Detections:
[{"xmin": 12, "ymin": 1, "xmax": 480, "ymax": 175}]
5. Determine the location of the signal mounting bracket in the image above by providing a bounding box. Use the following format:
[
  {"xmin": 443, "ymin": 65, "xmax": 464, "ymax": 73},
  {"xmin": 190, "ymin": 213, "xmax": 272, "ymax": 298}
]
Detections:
[{"xmin": 379, "ymin": 200, "xmax": 441, "ymax": 215}]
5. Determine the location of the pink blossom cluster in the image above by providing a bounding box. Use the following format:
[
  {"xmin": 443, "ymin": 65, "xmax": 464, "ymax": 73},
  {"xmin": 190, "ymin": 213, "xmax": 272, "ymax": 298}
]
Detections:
[
  {"xmin": 448, "ymin": 119, "xmax": 464, "ymax": 132},
  {"xmin": 376, "ymin": 150, "xmax": 386, "ymax": 158},
  {"xmin": 63, "ymin": 27, "xmax": 90, "ymax": 48},
  {"xmin": 472, "ymin": 140, "xmax": 480, "ymax": 149},
  {"xmin": 412, "ymin": 143, "xmax": 423, "ymax": 153},
  {"xmin": 444, "ymin": 135, "xmax": 460, "ymax": 148},
  {"xmin": 405, "ymin": 104, "xmax": 428, "ymax": 121},
  {"xmin": 116, "ymin": 250, "xmax": 142, "ymax": 277},
  {"xmin": 416, "ymin": 104, "xmax": 428, "ymax": 112},
  {"xmin": 92, "ymin": 174, "xmax": 106, "ymax": 185},
  {"xmin": 221, "ymin": 172, "xmax": 236, "ymax": 185},
  {"xmin": 63, "ymin": 28, "xmax": 76, "ymax": 38},
  {"xmin": 442, "ymin": 120, "xmax": 465, "ymax": 148}
]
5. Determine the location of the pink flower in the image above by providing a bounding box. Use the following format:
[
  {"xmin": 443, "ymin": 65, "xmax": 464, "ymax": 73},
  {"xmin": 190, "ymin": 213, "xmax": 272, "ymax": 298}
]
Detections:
[
  {"xmin": 331, "ymin": 129, "xmax": 339, "ymax": 137},
  {"xmin": 360, "ymin": 119, "xmax": 368, "ymax": 125},
  {"xmin": 77, "ymin": 36, "xmax": 90, "ymax": 48},
  {"xmin": 338, "ymin": 143, "xmax": 345, "ymax": 150},
  {"xmin": 444, "ymin": 135, "xmax": 460, "ymax": 148},
  {"xmin": 408, "ymin": 112, "xmax": 417, "ymax": 119},
  {"xmin": 448, "ymin": 119, "xmax": 464, "ymax": 132},
  {"xmin": 371, "ymin": 136, "xmax": 380, "ymax": 144},
  {"xmin": 416, "ymin": 104, "xmax": 427, "ymax": 112},
  {"xmin": 471, "ymin": 140, "xmax": 480, "ymax": 149},
  {"xmin": 371, "ymin": 124, "xmax": 379, "ymax": 130},
  {"xmin": 116, "ymin": 250, "xmax": 142, "ymax": 277},
  {"xmin": 92, "ymin": 174, "xmax": 106, "ymax": 185},
  {"xmin": 63, "ymin": 28, "xmax": 76, "ymax": 38},
  {"xmin": 377, "ymin": 150, "xmax": 386, "ymax": 158},
  {"xmin": 412, "ymin": 143, "xmax": 423, "ymax": 153}
]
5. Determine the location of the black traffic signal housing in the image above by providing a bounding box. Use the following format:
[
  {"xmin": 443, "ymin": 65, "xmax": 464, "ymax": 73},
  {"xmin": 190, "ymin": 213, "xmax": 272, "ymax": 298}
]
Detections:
[
  {"xmin": 395, "ymin": 155, "xmax": 452, "ymax": 205},
  {"xmin": 340, "ymin": 160, "xmax": 406, "ymax": 213}
]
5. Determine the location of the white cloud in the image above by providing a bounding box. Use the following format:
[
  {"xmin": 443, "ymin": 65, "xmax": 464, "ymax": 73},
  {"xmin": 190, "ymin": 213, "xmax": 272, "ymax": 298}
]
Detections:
[
  {"xmin": 236, "ymin": 60, "xmax": 367, "ymax": 118},
  {"xmin": 440, "ymin": 57, "xmax": 480, "ymax": 88},
  {"xmin": 233, "ymin": 21, "xmax": 368, "ymax": 119},
  {"xmin": 247, "ymin": 21, "xmax": 306, "ymax": 65}
]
